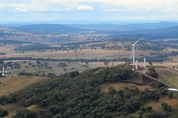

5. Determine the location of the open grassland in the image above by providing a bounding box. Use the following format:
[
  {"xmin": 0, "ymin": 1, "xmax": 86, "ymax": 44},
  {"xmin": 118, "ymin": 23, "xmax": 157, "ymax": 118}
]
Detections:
[
  {"xmin": 1, "ymin": 103, "xmax": 24, "ymax": 113},
  {"xmin": 0, "ymin": 47, "xmax": 165, "ymax": 60},
  {"xmin": 168, "ymin": 76, "xmax": 178, "ymax": 88},
  {"xmin": 145, "ymin": 97, "xmax": 178, "ymax": 112},
  {"xmin": 155, "ymin": 67, "xmax": 178, "ymax": 88},
  {"xmin": 131, "ymin": 97, "xmax": 178, "ymax": 116},
  {"xmin": 0, "ymin": 76, "xmax": 48, "ymax": 96}
]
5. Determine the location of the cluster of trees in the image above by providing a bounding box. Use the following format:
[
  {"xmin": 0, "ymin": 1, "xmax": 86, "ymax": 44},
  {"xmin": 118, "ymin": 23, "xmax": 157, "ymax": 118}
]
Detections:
[
  {"xmin": 14, "ymin": 44, "xmax": 67, "ymax": 51},
  {"xmin": 0, "ymin": 65, "xmax": 176, "ymax": 118},
  {"xmin": 0, "ymin": 53, "xmax": 7, "ymax": 55},
  {"xmin": 0, "ymin": 40, "xmax": 30, "ymax": 45},
  {"xmin": 0, "ymin": 107, "xmax": 8, "ymax": 117},
  {"xmin": 57, "ymin": 62, "xmax": 67, "ymax": 67},
  {"xmin": 19, "ymin": 72, "xmax": 39, "ymax": 76},
  {"xmin": 0, "ymin": 57, "xmax": 131, "ymax": 63},
  {"xmin": 146, "ymin": 67, "xmax": 158, "ymax": 78},
  {"xmin": 88, "ymin": 43, "xmax": 106, "ymax": 49}
]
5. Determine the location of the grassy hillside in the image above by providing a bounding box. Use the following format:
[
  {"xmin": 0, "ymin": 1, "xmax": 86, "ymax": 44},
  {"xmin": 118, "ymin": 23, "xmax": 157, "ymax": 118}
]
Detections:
[
  {"xmin": 0, "ymin": 65, "xmax": 177, "ymax": 118},
  {"xmin": 0, "ymin": 76, "xmax": 48, "ymax": 96}
]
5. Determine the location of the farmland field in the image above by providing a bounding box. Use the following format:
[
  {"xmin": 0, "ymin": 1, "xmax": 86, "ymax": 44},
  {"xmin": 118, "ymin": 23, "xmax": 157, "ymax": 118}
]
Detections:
[{"xmin": 0, "ymin": 76, "xmax": 48, "ymax": 96}]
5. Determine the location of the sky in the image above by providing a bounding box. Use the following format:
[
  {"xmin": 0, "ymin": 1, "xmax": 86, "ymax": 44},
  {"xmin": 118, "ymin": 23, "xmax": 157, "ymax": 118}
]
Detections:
[{"xmin": 0, "ymin": 0, "xmax": 178, "ymax": 23}]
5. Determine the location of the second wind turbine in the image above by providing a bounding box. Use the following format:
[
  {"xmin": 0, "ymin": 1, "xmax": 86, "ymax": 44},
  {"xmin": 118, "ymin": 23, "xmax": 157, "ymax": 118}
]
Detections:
[{"xmin": 132, "ymin": 37, "xmax": 144, "ymax": 65}]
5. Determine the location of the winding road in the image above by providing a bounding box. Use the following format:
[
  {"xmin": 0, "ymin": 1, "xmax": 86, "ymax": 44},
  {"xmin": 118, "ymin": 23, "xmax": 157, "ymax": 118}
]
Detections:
[{"xmin": 141, "ymin": 69, "xmax": 173, "ymax": 88}]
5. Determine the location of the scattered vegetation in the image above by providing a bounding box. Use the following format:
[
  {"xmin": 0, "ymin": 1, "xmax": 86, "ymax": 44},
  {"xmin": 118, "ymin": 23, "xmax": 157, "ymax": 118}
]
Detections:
[{"xmin": 0, "ymin": 65, "xmax": 176, "ymax": 117}]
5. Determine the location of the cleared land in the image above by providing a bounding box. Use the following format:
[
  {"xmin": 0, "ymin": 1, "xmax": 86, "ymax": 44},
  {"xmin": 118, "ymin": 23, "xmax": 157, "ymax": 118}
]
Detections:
[
  {"xmin": 156, "ymin": 67, "xmax": 178, "ymax": 88},
  {"xmin": 0, "ymin": 76, "xmax": 48, "ymax": 96}
]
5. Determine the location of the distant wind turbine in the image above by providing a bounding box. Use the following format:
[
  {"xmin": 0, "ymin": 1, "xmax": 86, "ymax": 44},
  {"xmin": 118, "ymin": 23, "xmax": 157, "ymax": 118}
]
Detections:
[{"xmin": 132, "ymin": 37, "xmax": 144, "ymax": 65}]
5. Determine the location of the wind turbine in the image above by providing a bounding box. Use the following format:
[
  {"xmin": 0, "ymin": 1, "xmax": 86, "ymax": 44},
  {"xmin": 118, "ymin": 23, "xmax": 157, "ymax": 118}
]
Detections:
[
  {"xmin": 0, "ymin": 66, "xmax": 7, "ymax": 76},
  {"xmin": 132, "ymin": 37, "xmax": 144, "ymax": 65}
]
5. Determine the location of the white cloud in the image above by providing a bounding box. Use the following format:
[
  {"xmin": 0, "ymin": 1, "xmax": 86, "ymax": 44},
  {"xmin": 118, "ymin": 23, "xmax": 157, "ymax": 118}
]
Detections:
[
  {"xmin": 105, "ymin": 8, "xmax": 119, "ymax": 12},
  {"xmin": 146, "ymin": 7, "xmax": 152, "ymax": 11},
  {"xmin": 78, "ymin": 5, "xmax": 94, "ymax": 10},
  {"xmin": 1, "ymin": 0, "xmax": 178, "ymax": 21}
]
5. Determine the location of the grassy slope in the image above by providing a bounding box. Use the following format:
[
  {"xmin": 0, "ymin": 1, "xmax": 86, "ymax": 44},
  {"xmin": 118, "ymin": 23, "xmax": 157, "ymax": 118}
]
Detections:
[
  {"xmin": 0, "ymin": 76, "xmax": 48, "ymax": 96},
  {"xmin": 156, "ymin": 67, "xmax": 178, "ymax": 88}
]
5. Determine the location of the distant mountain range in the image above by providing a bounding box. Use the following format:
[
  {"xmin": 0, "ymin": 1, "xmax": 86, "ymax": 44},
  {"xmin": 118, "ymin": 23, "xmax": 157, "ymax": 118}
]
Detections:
[
  {"xmin": 12, "ymin": 24, "xmax": 82, "ymax": 34},
  {"xmin": 1, "ymin": 22, "xmax": 178, "ymax": 40}
]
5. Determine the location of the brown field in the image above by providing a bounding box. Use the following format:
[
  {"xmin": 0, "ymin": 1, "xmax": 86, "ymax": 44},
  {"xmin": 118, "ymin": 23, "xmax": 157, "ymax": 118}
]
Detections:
[
  {"xmin": 0, "ymin": 76, "xmax": 48, "ymax": 96},
  {"xmin": 0, "ymin": 47, "xmax": 167, "ymax": 60}
]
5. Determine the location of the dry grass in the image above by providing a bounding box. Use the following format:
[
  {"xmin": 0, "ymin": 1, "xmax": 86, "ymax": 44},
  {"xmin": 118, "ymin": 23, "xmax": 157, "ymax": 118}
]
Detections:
[
  {"xmin": 0, "ymin": 43, "xmax": 165, "ymax": 60},
  {"xmin": 101, "ymin": 82, "xmax": 151, "ymax": 92},
  {"xmin": 155, "ymin": 67, "xmax": 178, "ymax": 87},
  {"xmin": 0, "ymin": 76, "xmax": 48, "ymax": 96},
  {"xmin": 131, "ymin": 97, "xmax": 178, "ymax": 116},
  {"xmin": 143, "ymin": 97, "xmax": 178, "ymax": 111}
]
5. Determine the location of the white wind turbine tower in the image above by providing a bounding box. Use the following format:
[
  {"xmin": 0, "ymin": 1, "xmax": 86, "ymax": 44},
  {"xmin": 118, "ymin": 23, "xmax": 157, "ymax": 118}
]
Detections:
[
  {"xmin": 132, "ymin": 37, "xmax": 144, "ymax": 65},
  {"xmin": 0, "ymin": 66, "xmax": 7, "ymax": 76}
]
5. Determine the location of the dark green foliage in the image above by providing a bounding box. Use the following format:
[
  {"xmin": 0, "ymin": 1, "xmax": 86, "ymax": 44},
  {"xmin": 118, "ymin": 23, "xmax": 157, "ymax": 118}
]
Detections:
[
  {"xmin": 14, "ymin": 44, "xmax": 56, "ymax": 51},
  {"xmin": 143, "ymin": 110, "xmax": 166, "ymax": 118},
  {"xmin": 0, "ymin": 40, "xmax": 31, "ymax": 45},
  {"xmin": 0, "ymin": 95, "xmax": 7, "ymax": 104},
  {"xmin": 146, "ymin": 106, "xmax": 153, "ymax": 112},
  {"xmin": 168, "ymin": 91, "xmax": 174, "ymax": 99},
  {"xmin": 98, "ymin": 65, "xmax": 133, "ymax": 82},
  {"xmin": 0, "ymin": 107, "xmax": 8, "ymax": 117},
  {"xmin": 151, "ymin": 82, "xmax": 165, "ymax": 88},
  {"xmin": 0, "ymin": 52, "xmax": 7, "ymax": 55},
  {"xmin": 12, "ymin": 109, "xmax": 37, "ymax": 118},
  {"xmin": 19, "ymin": 72, "xmax": 39, "ymax": 76},
  {"xmin": 108, "ymin": 87, "xmax": 116, "ymax": 95},
  {"xmin": 161, "ymin": 102, "xmax": 172, "ymax": 112},
  {"xmin": 0, "ymin": 65, "xmax": 174, "ymax": 117},
  {"xmin": 117, "ymin": 90, "xmax": 124, "ymax": 98},
  {"xmin": 69, "ymin": 71, "xmax": 79, "ymax": 78},
  {"xmin": 141, "ymin": 107, "xmax": 146, "ymax": 112},
  {"xmin": 47, "ymin": 73, "xmax": 56, "ymax": 79},
  {"xmin": 57, "ymin": 62, "xmax": 67, "ymax": 67},
  {"xmin": 147, "ymin": 67, "xmax": 158, "ymax": 78},
  {"xmin": 138, "ymin": 111, "xmax": 144, "ymax": 116}
]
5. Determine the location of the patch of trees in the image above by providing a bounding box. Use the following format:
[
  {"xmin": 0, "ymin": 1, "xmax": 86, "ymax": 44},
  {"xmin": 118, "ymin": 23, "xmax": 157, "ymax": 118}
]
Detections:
[
  {"xmin": 19, "ymin": 72, "xmax": 39, "ymax": 76},
  {"xmin": 0, "ymin": 40, "xmax": 31, "ymax": 45},
  {"xmin": 0, "ymin": 53, "xmax": 174, "ymax": 63},
  {"xmin": 0, "ymin": 32, "xmax": 14, "ymax": 37},
  {"xmin": 0, "ymin": 65, "xmax": 176, "ymax": 117},
  {"xmin": 57, "ymin": 62, "xmax": 67, "ymax": 67},
  {"xmin": 146, "ymin": 67, "xmax": 158, "ymax": 78},
  {"xmin": 138, "ymin": 45, "xmax": 164, "ymax": 51},
  {"xmin": 88, "ymin": 43, "xmax": 106, "ymax": 49},
  {"xmin": 0, "ymin": 57, "xmax": 131, "ymax": 63},
  {"xmin": 12, "ymin": 109, "xmax": 37, "ymax": 118},
  {"xmin": 0, "ymin": 107, "xmax": 8, "ymax": 117},
  {"xmin": 161, "ymin": 102, "xmax": 172, "ymax": 112},
  {"xmin": 14, "ymin": 44, "xmax": 84, "ymax": 52},
  {"xmin": 0, "ymin": 62, "xmax": 21, "ymax": 71},
  {"xmin": 0, "ymin": 53, "xmax": 7, "ymax": 55},
  {"xmin": 14, "ymin": 44, "xmax": 67, "ymax": 51}
]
